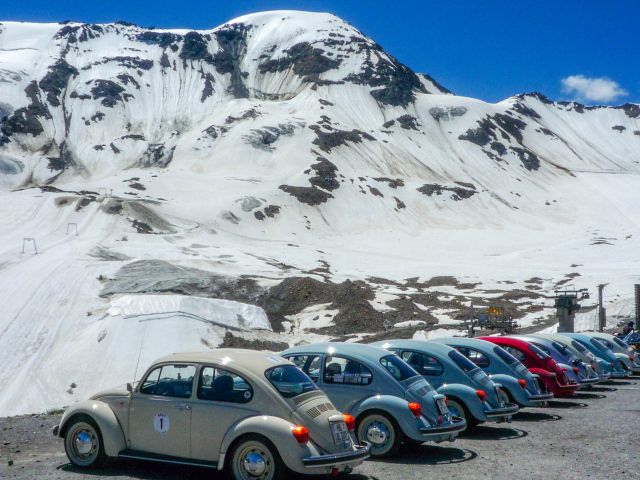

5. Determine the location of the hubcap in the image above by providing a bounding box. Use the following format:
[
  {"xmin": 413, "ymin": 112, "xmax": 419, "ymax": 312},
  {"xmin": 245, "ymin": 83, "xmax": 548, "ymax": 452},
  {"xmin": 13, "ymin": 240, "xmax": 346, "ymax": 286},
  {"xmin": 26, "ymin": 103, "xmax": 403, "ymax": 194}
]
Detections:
[
  {"xmin": 75, "ymin": 431, "xmax": 94, "ymax": 456},
  {"xmin": 366, "ymin": 422, "xmax": 389, "ymax": 446},
  {"xmin": 243, "ymin": 451, "xmax": 267, "ymax": 476}
]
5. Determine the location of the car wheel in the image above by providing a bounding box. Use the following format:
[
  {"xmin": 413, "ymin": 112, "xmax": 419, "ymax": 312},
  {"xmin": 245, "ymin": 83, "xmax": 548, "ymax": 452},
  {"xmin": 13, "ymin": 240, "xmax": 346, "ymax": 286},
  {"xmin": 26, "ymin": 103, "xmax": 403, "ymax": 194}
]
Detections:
[
  {"xmin": 356, "ymin": 412, "xmax": 402, "ymax": 457},
  {"xmin": 63, "ymin": 415, "xmax": 106, "ymax": 468},
  {"xmin": 230, "ymin": 435, "xmax": 284, "ymax": 480},
  {"xmin": 446, "ymin": 398, "xmax": 479, "ymax": 429}
]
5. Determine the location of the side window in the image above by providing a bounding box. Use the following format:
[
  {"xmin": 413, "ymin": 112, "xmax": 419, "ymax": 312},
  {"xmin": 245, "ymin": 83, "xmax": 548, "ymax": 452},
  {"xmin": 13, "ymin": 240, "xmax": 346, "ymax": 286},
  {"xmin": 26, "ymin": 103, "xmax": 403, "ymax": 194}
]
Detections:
[
  {"xmin": 456, "ymin": 347, "xmax": 490, "ymax": 368},
  {"xmin": 286, "ymin": 355, "xmax": 321, "ymax": 383},
  {"xmin": 139, "ymin": 364, "xmax": 196, "ymax": 399},
  {"xmin": 324, "ymin": 356, "xmax": 372, "ymax": 385},
  {"xmin": 503, "ymin": 346, "xmax": 526, "ymax": 362},
  {"xmin": 197, "ymin": 367, "xmax": 253, "ymax": 403},
  {"xmin": 400, "ymin": 351, "xmax": 444, "ymax": 376}
]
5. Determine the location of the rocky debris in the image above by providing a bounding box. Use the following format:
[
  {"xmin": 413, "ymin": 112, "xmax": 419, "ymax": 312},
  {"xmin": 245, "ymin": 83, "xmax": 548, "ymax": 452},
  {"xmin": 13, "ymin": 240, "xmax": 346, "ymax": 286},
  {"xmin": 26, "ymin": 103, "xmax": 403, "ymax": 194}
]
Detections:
[
  {"xmin": 242, "ymin": 123, "xmax": 300, "ymax": 151},
  {"xmin": 417, "ymin": 182, "xmax": 477, "ymax": 201},
  {"xmin": 39, "ymin": 59, "xmax": 78, "ymax": 107},
  {"xmin": 279, "ymin": 185, "xmax": 333, "ymax": 206},
  {"xmin": 345, "ymin": 40, "xmax": 425, "ymax": 106},
  {"xmin": 429, "ymin": 106, "xmax": 467, "ymax": 121},
  {"xmin": 459, "ymin": 113, "xmax": 526, "ymax": 146},
  {"xmin": 310, "ymin": 125, "xmax": 375, "ymax": 152},
  {"xmin": 0, "ymin": 82, "xmax": 50, "ymax": 144},
  {"xmin": 226, "ymin": 108, "xmax": 261, "ymax": 124},
  {"xmin": 393, "ymin": 196, "xmax": 406, "ymax": 209},
  {"xmin": 89, "ymin": 79, "xmax": 132, "ymax": 107},
  {"xmin": 367, "ymin": 185, "xmax": 383, "ymax": 197},
  {"xmin": 219, "ymin": 332, "xmax": 288, "ymax": 351},
  {"xmin": 510, "ymin": 147, "xmax": 541, "ymax": 171},
  {"xmin": 116, "ymin": 73, "xmax": 140, "ymax": 89},
  {"xmin": 179, "ymin": 31, "xmax": 214, "ymax": 64},
  {"xmin": 260, "ymin": 276, "xmax": 386, "ymax": 334},
  {"xmin": 254, "ymin": 205, "xmax": 281, "ymax": 220},
  {"xmin": 307, "ymin": 157, "xmax": 339, "ymax": 191},
  {"xmin": 212, "ymin": 23, "xmax": 251, "ymax": 98},
  {"xmin": 396, "ymin": 114, "xmax": 420, "ymax": 130},
  {"xmin": 611, "ymin": 125, "xmax": 626, "ymax": 133},
  {"xmin": 617, "ymin": 103, "xmax": 640, "ymax": 119},
  {"xmin": 137, "ymin": 143, "xmax": 175, "ymax": 168},
  {"xmin": 100, "ymin": 259, "xmax": 264, "ymax": 303},
  {"xmin": 88, "ymin": 246, "xmax": 132, "ymax": 261},
  {"xmin": 259, "ymin": 41, "xmax": 341, "ymax": 82},
  {"xmin": 510, "ymin": 101, "xmax": 541, "ymax": 119},
  {"xmin": 136, "ymin": 31, "xmax": 180, "ymax": 49},
  {"xmin": 374, "ymin": 177, "xmax": 404, "ymax": 189}
]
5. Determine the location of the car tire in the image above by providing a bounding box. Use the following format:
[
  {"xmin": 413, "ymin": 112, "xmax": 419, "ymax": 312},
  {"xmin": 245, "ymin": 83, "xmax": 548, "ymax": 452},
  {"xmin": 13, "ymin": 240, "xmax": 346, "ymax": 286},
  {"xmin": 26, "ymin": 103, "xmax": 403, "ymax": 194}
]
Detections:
[
  {"xmin": 229, "ymin": 434, "xmax": 284, "ymax": 480},
  {"xmin": 63, "ymin": 415, "xmax": 107, "ymax": 469},
  {"xmin": 356, "ymin": 412, "xmax": 402, "ymax": 457},
  {"xmin": 446, "ymin": 398, "xmax": 480, "ymax": 429}
]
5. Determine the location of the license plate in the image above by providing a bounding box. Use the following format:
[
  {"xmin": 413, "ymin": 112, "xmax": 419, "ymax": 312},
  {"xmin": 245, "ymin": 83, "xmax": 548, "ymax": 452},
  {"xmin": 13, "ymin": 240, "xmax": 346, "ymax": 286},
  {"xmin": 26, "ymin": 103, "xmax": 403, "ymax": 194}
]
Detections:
[
  {"xmin": 435, "ymin": 398, "xmax": 449, "ymax": 416},
  {"xmin": 330, "ymin": 421, "xmax": 350, "ymax": 444}
]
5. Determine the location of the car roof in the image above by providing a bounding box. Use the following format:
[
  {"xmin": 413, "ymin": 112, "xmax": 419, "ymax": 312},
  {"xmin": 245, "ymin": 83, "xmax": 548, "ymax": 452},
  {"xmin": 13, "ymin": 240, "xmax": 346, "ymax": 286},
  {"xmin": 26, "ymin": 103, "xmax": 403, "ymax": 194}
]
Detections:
[
  {"xmin": 372, "ymin": 339, "xmax": 455, "ymax": 358},
  {"xmin": 154, "ymin": 349, "xmax": 289, "ymax": 374},
  {"xmin": 282, "ymin": 342, "xmax": 390, "ymax": 361},
  {"xmin": 430, "ymin": 336, "xmax": 496, "ymax": 350}
]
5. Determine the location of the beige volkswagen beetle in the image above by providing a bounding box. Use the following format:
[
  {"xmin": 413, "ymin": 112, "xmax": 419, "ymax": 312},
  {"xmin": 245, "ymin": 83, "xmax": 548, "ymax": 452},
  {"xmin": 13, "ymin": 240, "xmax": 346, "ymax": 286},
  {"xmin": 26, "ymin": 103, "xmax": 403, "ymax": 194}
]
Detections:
[{"xmin": 53, "ymin": 349, "xmax": 369, "ymax": 479}]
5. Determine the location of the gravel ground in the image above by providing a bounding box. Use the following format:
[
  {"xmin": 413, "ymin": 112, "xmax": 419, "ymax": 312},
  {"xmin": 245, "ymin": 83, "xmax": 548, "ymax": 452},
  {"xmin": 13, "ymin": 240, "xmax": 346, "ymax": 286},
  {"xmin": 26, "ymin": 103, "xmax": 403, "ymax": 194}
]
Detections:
[{"xmin": 1, "ymin": 379, "xmax": 639, "ymax": 480}]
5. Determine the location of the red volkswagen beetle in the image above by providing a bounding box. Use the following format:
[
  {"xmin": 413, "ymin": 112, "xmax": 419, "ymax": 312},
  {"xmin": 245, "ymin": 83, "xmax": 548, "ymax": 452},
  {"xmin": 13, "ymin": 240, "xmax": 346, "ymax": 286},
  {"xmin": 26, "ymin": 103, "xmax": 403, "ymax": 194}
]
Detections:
[{"xmin": 478, "ymin": 336, "xmax": 580, "ymax": 397}]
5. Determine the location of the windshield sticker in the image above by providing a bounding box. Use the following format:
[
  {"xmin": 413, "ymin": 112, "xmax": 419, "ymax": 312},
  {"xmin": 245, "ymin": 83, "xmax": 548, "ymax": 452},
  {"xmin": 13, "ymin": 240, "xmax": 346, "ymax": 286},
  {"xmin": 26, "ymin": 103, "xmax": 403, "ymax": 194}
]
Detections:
[{"xmin": 153, "ymin": 413, "xmax": 170, "ymax": 433}]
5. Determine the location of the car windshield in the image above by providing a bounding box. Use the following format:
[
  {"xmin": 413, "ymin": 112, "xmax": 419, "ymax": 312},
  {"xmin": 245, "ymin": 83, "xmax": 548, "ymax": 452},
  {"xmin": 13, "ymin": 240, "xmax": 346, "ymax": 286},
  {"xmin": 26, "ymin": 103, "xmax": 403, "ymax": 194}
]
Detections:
[
  {"xmin": 265, "ymin": 365, "xmax": 319, "ymax": 399},
  {"xmin": 380, "ymin": 355, "xmax": 419, "ymax": 381},
  {"xmin": 529, "ymin": 343, "xmax": 550, "ymax": 360},
  {"xmin": 448, "ymin": 350, "xmax": 479, "ymax": 373}
]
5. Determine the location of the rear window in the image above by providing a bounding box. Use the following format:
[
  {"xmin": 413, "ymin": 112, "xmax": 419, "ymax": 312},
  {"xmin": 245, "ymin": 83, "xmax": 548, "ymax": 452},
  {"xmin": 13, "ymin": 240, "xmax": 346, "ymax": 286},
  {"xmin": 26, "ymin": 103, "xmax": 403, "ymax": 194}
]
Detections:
[
  {"xmin": 551, "ymin": 341, "xmax": 569, "ymax": 355},
  {"xmin": 380, "ymin": 355, "xmax": 419, "ymax": 381},
  {"xmin": 493, "ymin": 346, "xmax": 520, "ymax": 365},
  {"xmin": 448, "ymin": 350, "xmax": 479, "ymax": 373},
  {"xmin": 571, "ymin": 340, "xmax": 586, "ymax": 353},
  {"xmin": 529, "ymin": 343, "xmax": 550, "ymax": 360},
  {"xmin": 265, "ymin": 365, "xmax": 319, "ymax": 399},
  {"xmin": 592, "ymin": 338, "xmax": 613, "ymax": 351},
  {"xmin": 532, "ymin": 342, "xmax": 551, "ymax": 355},
  {"xmin": 613, "ymin": 337, "xmax": 628, "ymax": 349}
]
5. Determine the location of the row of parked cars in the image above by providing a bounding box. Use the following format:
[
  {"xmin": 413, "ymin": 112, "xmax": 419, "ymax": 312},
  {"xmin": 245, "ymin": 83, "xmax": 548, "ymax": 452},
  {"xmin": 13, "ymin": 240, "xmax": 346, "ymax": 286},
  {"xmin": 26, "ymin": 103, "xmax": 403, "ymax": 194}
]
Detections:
[{"xmin": 55, "ymin": 331, "xmax": 638, "ymax": 479}]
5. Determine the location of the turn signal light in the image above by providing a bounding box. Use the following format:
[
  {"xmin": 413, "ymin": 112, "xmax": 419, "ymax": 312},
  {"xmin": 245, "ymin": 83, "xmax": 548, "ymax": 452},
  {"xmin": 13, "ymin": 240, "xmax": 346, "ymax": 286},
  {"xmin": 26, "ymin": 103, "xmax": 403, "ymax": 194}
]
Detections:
[
  {"xmin": 475, "ymin": 390, "xmax": 486, "ymax": 402},
  {"xmin": 630, "ymin": 354, "xmax": 635, "ymax": 362},
  {"xmin": 408, "ymin": 402, "xmax": 422, "ymax": 417},
  {"xmin": 292, "ymin": 425, "xmax": 309, "ymax": 444},
  {"xmin": 573, "ymin": 367, "xmax": 580, "ymax": 374},
  {"xmin": 343, "ymin": 414, "xmax": 356, "ymax": 431},
  {"xmin": 518, "ymin": 379, "xmax": 527, "ymax": 388}
]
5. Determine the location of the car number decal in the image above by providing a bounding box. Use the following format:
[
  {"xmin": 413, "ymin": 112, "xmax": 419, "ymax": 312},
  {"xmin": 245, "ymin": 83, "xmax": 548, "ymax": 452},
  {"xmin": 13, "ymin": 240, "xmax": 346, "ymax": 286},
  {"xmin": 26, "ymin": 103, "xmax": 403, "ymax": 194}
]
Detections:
[{"xmin": 153, "ymin": 413, "xmax": 170, "ymax": 433}]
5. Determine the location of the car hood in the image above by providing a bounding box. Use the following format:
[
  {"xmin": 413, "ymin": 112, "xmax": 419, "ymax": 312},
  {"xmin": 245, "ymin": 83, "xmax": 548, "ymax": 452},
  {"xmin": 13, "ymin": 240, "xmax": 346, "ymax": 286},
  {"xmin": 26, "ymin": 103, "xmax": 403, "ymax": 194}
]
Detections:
[{"xmin": 90, "ymin": 384, "xmax": 131, "ymax": 400}]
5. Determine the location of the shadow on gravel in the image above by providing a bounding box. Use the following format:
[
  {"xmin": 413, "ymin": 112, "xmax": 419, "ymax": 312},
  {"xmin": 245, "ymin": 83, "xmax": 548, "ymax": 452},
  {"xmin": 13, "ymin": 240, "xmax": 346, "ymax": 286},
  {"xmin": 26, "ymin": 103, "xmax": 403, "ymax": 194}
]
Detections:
[
  {"xmin": 547, "ymin": 400, "xmax": 588, "ymax": 409},
  {"xmin": 59, "ymin": 460, "xmax": 217, "ymax": 479},
  {"xmin": 588, "ymin": 386, "xmax": 617, "ymax": 392},
  {"xmin": 376, "ymin": 444, "xmax": 477, "ymax": 465},
  {"xmin": 573, "ymin": 392, "xmax": 607, "ymax": 400},
  {"xmin": 513, "ymin": 411, "xmax": 562, "ymax": 422},
  {"xmin": 460, "ymin": 425, "xmax": 527, "ymax": 441}
]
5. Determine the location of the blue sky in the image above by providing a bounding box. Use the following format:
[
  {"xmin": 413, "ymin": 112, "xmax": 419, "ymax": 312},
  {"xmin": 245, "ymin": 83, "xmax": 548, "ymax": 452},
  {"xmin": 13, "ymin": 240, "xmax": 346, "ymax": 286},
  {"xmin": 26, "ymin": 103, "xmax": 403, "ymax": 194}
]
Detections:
[{"xmin": 1, "ymin": 0, "xmax": 638, "ymax": 104}]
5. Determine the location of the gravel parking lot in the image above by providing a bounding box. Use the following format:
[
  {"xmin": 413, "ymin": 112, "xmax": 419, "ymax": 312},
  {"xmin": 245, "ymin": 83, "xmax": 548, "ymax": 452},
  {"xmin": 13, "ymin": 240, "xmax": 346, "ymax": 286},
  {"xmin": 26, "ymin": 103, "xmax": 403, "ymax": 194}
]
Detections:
[{"xmin": 2, "ymin": 379, "xmax": 639, "ymax": 480}]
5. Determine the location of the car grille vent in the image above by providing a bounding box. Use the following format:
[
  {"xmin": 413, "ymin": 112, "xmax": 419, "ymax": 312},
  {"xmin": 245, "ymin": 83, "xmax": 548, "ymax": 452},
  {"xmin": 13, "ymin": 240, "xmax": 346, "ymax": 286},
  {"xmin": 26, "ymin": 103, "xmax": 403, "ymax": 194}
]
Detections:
[{"xmin": 306, "ymin": 402, "xmax": 333, "ymax": 418}]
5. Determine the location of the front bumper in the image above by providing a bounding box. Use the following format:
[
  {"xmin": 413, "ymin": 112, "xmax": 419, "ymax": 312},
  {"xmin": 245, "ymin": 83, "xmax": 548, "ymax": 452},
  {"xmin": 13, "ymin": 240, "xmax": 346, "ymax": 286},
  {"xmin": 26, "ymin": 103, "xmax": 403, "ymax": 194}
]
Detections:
[
  {"xmin": 527, "ymin": 392, "xmax": 554, "ymax": 403},
  {"xmin": 302, "ymin": 442, "xmax": 370, "ymax": 468},
  {"xmin": 610, "ymin": 370, "xmax": 631, "ymax": 379},
  {"xmin": 484, "ymin": 403, "xmax": 519, "ymax": 421},
  {"xmin": 578, "ymin": 377, "xmax": 600, "ymax": 386},
  {"xmin": 554, "ymin": 383, "xmax": 581, "ymax": 396}
]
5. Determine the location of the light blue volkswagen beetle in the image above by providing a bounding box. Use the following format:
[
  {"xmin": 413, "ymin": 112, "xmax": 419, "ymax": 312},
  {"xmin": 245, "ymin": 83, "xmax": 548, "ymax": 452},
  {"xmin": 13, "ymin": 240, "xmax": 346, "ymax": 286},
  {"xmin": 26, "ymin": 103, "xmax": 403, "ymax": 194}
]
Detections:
[
  {"xmin": 372, "ymin": 340, "xmax": 519, "ymax": 427},
  {"xmin": 430, "ymin": 337, "xmax": 553, "ymax": 407},
  {"xmin": 281, "ymin": 343, "xmax": 466, "ymax": 457},
  {"xmin": 560, "ymin": 333, "xmax": 630, "ymax": 379}
]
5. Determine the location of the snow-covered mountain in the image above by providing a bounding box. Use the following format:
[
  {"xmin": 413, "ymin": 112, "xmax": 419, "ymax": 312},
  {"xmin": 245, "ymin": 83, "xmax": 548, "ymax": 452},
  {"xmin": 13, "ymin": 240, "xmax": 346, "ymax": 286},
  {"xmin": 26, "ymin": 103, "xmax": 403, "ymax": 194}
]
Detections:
[{"xmin": 1, "ymin": 10, "xmax": 639, "ymax": 415}]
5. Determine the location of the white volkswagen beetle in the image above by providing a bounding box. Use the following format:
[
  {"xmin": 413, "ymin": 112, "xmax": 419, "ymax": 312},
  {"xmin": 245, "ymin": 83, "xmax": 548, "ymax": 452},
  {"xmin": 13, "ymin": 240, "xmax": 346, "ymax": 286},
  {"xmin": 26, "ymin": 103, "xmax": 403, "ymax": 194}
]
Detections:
[{"xmin": 54, "ymin": 350, "xmax": 369, "ymax": 479}]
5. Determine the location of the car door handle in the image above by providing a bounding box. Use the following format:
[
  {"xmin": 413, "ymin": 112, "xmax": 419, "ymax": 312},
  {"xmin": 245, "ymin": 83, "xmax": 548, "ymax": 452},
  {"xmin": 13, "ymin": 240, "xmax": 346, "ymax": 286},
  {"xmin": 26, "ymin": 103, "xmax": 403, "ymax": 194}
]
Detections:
[{"xmin": 175, "ymin": 403, "xmax": 191, "ymax": 411}]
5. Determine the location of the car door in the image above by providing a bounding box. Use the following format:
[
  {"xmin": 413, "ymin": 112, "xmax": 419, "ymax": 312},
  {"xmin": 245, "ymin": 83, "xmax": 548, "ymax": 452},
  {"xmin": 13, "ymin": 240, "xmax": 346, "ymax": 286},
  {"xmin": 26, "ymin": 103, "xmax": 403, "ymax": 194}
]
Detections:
[
  {"xmin": 128, "ymin": 363, "xmax": 196, "ymax": 458},
  {"xmin": 318, "ymin": 355, "xmax": 376, "ymax": 411},
  {"xmin": 190, "ymin": 365, "xmax": 258, "ymax": 462}
]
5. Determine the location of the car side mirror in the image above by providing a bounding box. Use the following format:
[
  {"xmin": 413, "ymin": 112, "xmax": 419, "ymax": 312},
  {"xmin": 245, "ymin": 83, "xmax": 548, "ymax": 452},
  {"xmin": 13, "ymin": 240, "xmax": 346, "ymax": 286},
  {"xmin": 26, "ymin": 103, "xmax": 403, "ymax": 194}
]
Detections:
[{"xmin": 126, "ymin": 382, "xmax": 133, "ymax": 393}]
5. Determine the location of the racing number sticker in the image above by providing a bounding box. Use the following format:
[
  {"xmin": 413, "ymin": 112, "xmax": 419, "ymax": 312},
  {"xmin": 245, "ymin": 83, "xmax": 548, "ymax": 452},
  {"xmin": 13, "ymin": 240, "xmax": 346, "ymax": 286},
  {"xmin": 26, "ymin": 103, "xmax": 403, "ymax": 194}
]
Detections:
[{"xmin": 153, "ymin": 413, "xmax": 170, "ymax": 433}]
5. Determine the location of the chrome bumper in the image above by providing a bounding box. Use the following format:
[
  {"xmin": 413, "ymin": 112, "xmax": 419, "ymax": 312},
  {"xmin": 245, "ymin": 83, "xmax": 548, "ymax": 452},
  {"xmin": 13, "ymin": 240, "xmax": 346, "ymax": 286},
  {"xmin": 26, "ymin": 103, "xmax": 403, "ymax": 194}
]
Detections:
[
  {"xmin": 302, "ymin": 443, "xmax": 370, "ymax": 468},
  {"xmin": 484, "ymin": 403, "xmax": 519, "ymax": 418},
  {"xmin": 528, "ymin": 392, "xmax": 554, "ymax": 402},
  {"xmin": 419, "ymin": 416, "xmax": 466, "ymax": 435}
]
